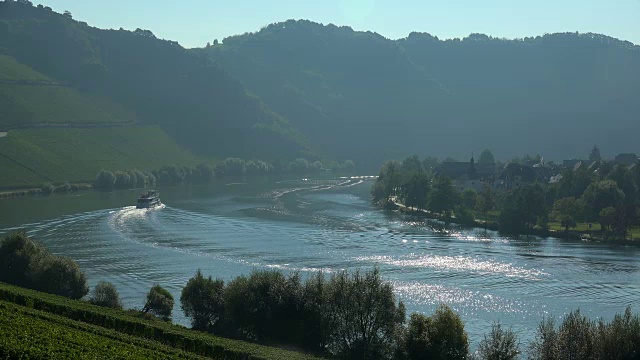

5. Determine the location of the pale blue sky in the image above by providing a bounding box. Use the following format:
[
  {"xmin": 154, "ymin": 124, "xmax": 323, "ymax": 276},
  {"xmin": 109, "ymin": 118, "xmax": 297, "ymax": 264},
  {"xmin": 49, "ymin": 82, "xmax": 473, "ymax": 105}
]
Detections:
[{"xmin": 38, "ymin": 0, "xmax": 640, "ymax": 48}]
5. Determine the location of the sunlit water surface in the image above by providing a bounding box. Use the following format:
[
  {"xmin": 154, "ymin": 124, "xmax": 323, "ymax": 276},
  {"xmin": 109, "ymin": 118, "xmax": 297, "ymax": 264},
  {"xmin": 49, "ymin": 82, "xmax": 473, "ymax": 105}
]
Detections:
[{"xmin": 1, "ymin": 177, "xmax": 639, "ymax": 347}]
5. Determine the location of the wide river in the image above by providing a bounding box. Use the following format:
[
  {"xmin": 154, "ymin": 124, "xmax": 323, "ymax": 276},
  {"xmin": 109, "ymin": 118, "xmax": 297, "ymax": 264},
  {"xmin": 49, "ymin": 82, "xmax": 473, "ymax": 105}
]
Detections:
[{"xmin": 1, "ymin": 176, "xmax": 639, "ymax": 347}]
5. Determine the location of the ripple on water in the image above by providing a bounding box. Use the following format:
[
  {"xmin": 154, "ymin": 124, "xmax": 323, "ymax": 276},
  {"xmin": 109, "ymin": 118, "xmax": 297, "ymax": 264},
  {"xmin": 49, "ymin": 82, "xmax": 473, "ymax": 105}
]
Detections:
[{"xmin": 354, "ymin": 254, "xmax": 549, "ymax": 280}]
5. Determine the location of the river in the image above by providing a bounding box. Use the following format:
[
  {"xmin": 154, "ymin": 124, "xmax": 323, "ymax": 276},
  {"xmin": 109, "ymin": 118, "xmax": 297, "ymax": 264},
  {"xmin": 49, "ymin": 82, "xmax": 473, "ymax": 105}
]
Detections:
[{"xmin": 0, "ymin": 176, "xmax": 639, "ymax": 347}]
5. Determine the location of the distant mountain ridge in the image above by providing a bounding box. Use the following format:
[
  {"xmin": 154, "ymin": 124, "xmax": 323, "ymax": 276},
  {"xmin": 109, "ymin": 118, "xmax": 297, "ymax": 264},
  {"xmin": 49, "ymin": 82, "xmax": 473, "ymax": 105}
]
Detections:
[
  {"xmin": 1, "ymin": 2, "xmax": 639, "ymax": 186},
  {"xmin": 207, "ymin": 20, "xmax": 640, "ymax": 169}
]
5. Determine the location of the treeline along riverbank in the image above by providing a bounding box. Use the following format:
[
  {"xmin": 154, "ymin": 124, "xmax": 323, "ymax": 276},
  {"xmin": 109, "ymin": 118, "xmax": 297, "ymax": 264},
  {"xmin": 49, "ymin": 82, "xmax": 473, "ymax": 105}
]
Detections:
[{"xmin": 372, "ymin": 154, "xmax": 640, "ymax": 244}]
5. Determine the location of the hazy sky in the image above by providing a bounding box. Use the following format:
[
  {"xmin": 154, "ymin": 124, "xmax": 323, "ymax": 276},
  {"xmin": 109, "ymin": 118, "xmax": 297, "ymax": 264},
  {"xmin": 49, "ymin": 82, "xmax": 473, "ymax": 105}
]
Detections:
[{"xmin": 38, "ymin": 0, "xmax": 640, "ymax": 48}]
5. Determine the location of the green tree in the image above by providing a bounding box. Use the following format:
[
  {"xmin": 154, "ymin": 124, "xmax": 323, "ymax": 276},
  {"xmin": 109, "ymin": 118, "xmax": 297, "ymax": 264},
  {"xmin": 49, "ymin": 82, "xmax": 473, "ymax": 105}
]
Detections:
[
  {"xmin": 429, "ymin": 176, "xmax": 460, "ymax": 217},
  {"xmin": 403, "ymin": 305, "xmax": 469, "ymax": 360},
  {"xmin": 500, "ymin": 184, "xmax": 547, "ymax": 233},
  {"xmin": 325, "ymin": 268, "xmax": 405, "ymax": 359},
  {"xmin": 372, "ymin": 160, "xmax": 403, "ymax": 201},
  {"xmin": 551, "ymin": 197, "xmax": 584, "ymax": 231},
  {"xmin": 599, "ymin": 207, "xmax": 616, "ymax": 232},
  {"xmin": 462, "ymin": 189, "xmax": 478, "ymax": 210},
  {"xmin": 94, "ymin": 170, "xmax": 115, "ymax": 189},
  {"xmin": 180, "ymin": 270, "xmax": 225, "ymax": 331},
  {"xmin": 143, "ymin": 284, "xmax": 174, "ymax": 320},
  {"xmin": 32, "ymin": 256, "xmax": 89, "ymax": 300},
  {"xmin": 477, "ymin": 185, "xmax": 496, "ymax": 214},
  {"xmin": 476, "ymin": 322, "xmax": 520, "ymax": 360},
  {"xmin": 402, "ymin": 155, "xmax": 423, "ymax": 175},
  {"xmin": 0, "ymin": 231, "xmax": 46, "ymax": 287},
  {"xmin": 402, "ymin": 172, "xmax": 431, "ymax": 210},
  {"xmin": 581, "ymin": 180, "xmax": 625, "ymax": 221},
  {"xmin": 90, "ymin": 281, "xmax": 122, "ymax": 309},
  {"xmin": 478, "ymin": 149, "xmax": 496, "ymax": 164},
  {"xmin": 222, "ymin": 270, "xmax": 304, "ymax": 343}
]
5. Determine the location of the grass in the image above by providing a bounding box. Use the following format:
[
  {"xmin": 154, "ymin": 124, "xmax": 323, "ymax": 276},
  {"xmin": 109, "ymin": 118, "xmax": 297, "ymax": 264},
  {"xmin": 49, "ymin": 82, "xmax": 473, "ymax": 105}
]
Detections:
[
  {"xmin": 0, "ymin": 126, "xmax": 201, "ymax": 189},
  {"xmin": 548, "ymin": 222, "xmax": 602, "ymax": 232},
  {"xmin": 0, "ymin": 54, "xmax": 135, "ymax": 129},
  {"xmin": 0, "ymin": 282, "xmax": 322, "ymax": 360},
  {"xmin": 0, "ymin": 84, "xmax": 136, "ymax": 128},
  {"xmin": 0, "ymin": 55, "xmax": 52, "ymax": 81}
]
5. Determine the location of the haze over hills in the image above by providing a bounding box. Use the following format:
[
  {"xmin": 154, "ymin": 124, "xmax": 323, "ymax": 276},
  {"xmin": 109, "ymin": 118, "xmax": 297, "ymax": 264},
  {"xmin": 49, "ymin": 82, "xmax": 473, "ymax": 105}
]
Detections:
[
  {"xmin": 208, "ymin": 20, "xmax": 640, "ymax": 169},
  {"xmin": 1, "ymin": 2, "xmax": 639, "ymax": 188}
]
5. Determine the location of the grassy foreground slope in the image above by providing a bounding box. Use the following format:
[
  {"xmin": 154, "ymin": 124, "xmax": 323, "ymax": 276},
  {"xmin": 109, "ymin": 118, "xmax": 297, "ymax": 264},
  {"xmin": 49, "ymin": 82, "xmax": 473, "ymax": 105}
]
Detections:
[
  {"xmin": 0, "ymin": 282, "xmax": 321, "ymax": 360},
  {"xmin": 0, "ymin": 126, "xmax": 199, "ymax": 189}
]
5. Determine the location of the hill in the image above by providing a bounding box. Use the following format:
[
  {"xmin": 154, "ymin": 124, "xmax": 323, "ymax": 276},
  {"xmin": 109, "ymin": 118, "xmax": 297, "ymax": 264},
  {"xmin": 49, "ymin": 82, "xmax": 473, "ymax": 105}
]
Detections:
[
  {"xmin": 207, "ymin": 20, "xmax": 640, "ymax": 170},
  {"xmin": 0, "ymin": 2, "xmax": 312, "ymax": 188},
  {"xmin": 0, "ymin": 282, "xmax": 320, "ymax": 359},
  {"xmin": 0, "ymin": 126, "xmax": 198, "ymax": 189}
]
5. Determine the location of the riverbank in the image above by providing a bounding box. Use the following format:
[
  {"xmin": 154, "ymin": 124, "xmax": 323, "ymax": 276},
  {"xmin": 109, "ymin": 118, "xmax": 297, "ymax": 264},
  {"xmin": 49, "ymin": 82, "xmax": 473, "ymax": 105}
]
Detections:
[
  {"xmin": 0, "ymin": 183, "xmax": 92, "ymax": 199},
  {"xmin": 385, "ymin": 197, "xmax": 640, "ymax": 245}
]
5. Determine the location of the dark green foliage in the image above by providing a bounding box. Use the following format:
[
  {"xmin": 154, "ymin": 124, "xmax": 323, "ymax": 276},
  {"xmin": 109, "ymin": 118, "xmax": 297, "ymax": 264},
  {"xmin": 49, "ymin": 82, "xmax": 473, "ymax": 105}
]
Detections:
[
  {"xmin": 429, "ymin": 176, "xmax": 460, "ymax": 218},
  {"xmin": 0, "ymin": 232, "xmax": 88, "ymax": 299},
  {"xmin": 94, "ymin": 169, "xmax": 115, "ymax": 189},
  {"xmin": 402, "ymin": 172, "xmax": 431, "ymax": 209},
  {"xmin": 499, "ymin": 184, "xmax": 547, "ymax": 233},
  {"xmin": 581, "ymin": 180, "xmax": 625, "ymax": 221},
  {"xmin": 551, "ymin": 197, "xmax": 584, "ymax": 231},
  {"xmin": 324, "ymin": 268, "xmax": 405, "ymax": 359},
  {"xmin": 180, "ymin": 270, "xmax": 225, "ymax": 331},
  {"xmin": 400, "ymin": 305, "xmax": 469, "ymax": 360},
  {"xmin": 528, "ymin": 308, "xmax": 640, "ymax": 360},
  {"xmin": 476, "ymin": 322, "xmax": 520, "ymax": 360},
  {"xmin": 0, "ymin": 282, "xmax": 321, "ymax": 360},
  {"xmin": 143, "ymin": 284, "xmax": 174, "ymax": 320},
  {"xmin": 0, "ymin": 231, "xmax": 45, "ymax": 287},
  {"xmin": 90, "ymin": 281, "xmax": 122, "ymax": 309},
  {"xmin": 31, "ymin": 256, "xmax": 88, "ymax": 300}
]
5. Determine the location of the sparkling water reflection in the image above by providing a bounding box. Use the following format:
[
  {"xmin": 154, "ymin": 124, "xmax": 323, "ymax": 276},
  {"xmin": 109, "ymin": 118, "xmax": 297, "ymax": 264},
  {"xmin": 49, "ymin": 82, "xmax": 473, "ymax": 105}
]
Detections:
[{"xmin": 1, "ymin": 177, "xmax": 639, "ymax": 347}]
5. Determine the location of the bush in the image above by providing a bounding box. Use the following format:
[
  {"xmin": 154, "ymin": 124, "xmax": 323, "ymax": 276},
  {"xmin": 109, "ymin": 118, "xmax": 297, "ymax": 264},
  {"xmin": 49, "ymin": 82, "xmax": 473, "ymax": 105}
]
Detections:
[
  {"xmin": 401, "ymin": 305, "xmax": 468, "ymax": 360},
  {"xmin": 476, "ymin": 322, "xmax": 520, "ymax": 360},
  {"xmin": 180, "ymin": 270, "xmax": 225, "ymax": 331},
  {"xmin": 94, "ymin": 170, "xmax": 115, "ymax": 189},
  {"xmin": 90, "ymin": 281, "xmax": 122, "ymax": 309},
  {"xmin": 114, "ymin": 171, "xmax": 132, "ymax": 189},
  {"xmin": 0, "ymin": 231, "xmax": 46, "ymax": 287},
  {"xmin": 41, "ymin": 182, "xmax": 55, "ymax": 195},
  {"xmin": 223, "ymin": 270, "xmax": 304, "ymax": 343},
  {"xmin": 143, "ymin": 284, "xmax": 174, "ymax": 320},
  {"xmin": 325, "ymin": 268, "xmax": 405, "ymax": 359},
  {"xmin": 32, "ymin": 256, "xmax": 89, "ymax": 300}
]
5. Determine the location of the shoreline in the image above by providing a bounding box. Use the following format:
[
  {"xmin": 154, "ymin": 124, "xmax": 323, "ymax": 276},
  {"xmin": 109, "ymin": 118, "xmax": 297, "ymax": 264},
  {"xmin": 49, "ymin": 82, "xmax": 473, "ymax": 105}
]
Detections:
[{"xmin": 383, "ymin": 198, "xmax": 639, "ymax": 246}]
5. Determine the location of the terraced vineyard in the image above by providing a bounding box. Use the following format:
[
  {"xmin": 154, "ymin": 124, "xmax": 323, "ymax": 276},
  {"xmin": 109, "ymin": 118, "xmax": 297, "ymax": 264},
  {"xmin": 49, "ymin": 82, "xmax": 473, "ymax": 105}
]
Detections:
[
  {"xmin": 0, "ymin": 55, "xmax": 136, "ymax": 129},
  {"xmin": 0, "ymin": 126, "xmax": 200, "ymax": 189},
  {"xmin": 0, "ymin": 282, "xmax": 322, "ymax": 360}
]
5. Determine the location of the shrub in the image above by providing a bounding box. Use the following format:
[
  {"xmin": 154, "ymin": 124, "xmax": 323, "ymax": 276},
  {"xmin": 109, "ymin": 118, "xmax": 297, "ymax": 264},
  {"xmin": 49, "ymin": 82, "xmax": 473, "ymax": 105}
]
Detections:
[
  {"xmin": 0, "ymin": 231, "xmax": 46, "ymax": 287},
  {"xmin": 94, "ymin": 170, "xmax": 115, "ymax": 189},
  {"xmin": 476, "ymin": 322, "xmax": 520, "ymax": 360},
  {"xmin": 32, "ymin": 256, "xmax": 89, "ymax": 300},
  {"xmin": 401, "ymin": 305, "xmax": 468, "ymax": 360},
  {"xmin": 90, "ymin": 281, "xmax": 122, "ymax": 309},
  {"xmin": 143, "ymin": 284, "xmax": 174, "ymax": 320},
  {"xmin": 41, "ymin": 182, "xmax": 55, "ymax": 195},
  {"xmin": 325, "ymin": 268, "xmax": 405, "ymax": 359},
  {"xmin": 180, "ymin": 270, "xmax": 225, "ymax": 331}
]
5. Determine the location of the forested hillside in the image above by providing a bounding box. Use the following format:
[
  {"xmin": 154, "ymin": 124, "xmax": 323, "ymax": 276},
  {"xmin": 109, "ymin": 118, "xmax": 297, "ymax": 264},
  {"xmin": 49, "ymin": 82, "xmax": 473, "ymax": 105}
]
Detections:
[
  {"xmin": 0, "ymin": 1, "xmax": 311, "ymax": 189},
  {"xmin": 207, "ymin": 20, "xmax": 640, "ymax": 170}
]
